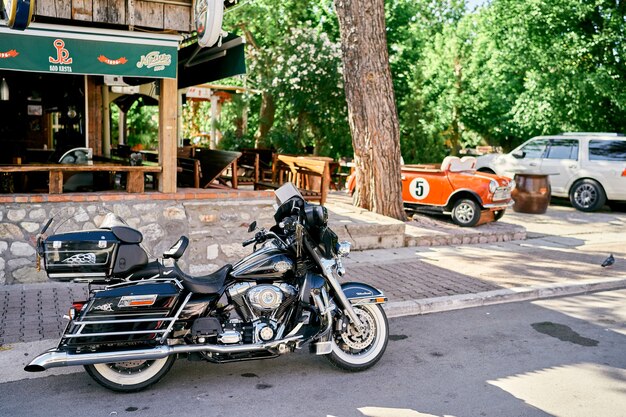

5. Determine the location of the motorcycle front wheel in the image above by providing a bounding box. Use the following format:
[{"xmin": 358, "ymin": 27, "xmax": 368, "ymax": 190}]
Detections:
[
  {"xmin": 84, "ymin": 355, "xmax": 176, "ymax": 392},
  {"xmin": 326, "ymin": 304, "xmax": 388, "ymax": 372}
]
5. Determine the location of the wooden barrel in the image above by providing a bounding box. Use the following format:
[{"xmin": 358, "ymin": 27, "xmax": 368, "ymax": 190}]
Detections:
[{"xmin": 511, "ymin": 173, "xmax": 551, "ymax": 214}]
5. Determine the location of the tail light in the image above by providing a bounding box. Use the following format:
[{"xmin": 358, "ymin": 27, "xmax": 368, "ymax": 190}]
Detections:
[
  {"xmin": 621, "ymin": 168, "xmax": 626, "ymax": 177},
  {"xmin": 68, "ymin": 301, "xmax": 86, "ymax": 320}
]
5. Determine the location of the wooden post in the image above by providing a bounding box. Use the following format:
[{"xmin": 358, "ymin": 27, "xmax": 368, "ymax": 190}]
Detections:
[
  {"xmin": 102, "ymin": 85, "xmax": 111, "ymax": 158},
  {"xmin": 86, "ymin": 76, "xmax": 104, "ymax": 155},
  {"xmin": 126, "ymin": 171, "xmax": 145, "ymax": 193},
  {"xmin": 49, "ymin": 170, "xmax": 63, "ymax": 194},
  {"xmin": 210, "ymin": 93, "xmax": 219, "ymax": 149},
  {"xmin": 159, "ymin": 78, "xmax": 178, "ymax": 193}
]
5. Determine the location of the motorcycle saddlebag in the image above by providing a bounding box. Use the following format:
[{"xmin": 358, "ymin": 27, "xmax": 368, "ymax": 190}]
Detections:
[{"xmin": 65, "ymin": 282, "xmax": 181, "ymax": 346}]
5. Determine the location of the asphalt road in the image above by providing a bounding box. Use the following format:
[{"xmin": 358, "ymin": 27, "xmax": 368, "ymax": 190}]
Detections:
[{"xmin": 1, "ymin": 289, "xmax": 625, "ymax": 417}]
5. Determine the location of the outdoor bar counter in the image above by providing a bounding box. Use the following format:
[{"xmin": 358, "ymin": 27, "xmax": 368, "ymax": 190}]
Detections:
[{"xmin": 0, "ymin": 163, "xmax": 162, "ymax": 194}]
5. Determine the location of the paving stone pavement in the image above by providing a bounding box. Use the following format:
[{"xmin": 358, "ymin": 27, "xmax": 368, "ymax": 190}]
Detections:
[
  {"xmin": 0, "ymin": 284, "xmax": 88, "ymax": 345},
  {"xmin": 344, "ymin": 261, "xmax": 500, "ymax": 301}
]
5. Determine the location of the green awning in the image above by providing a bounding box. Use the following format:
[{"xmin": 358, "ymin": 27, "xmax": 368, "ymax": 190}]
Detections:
[
  {"xmin": 177, "ymin": 33, "xmax": 246, "ymax": 89},
  {"xmin": 0, "ymin": 23, "xmax": 180, "ymax": 79}
]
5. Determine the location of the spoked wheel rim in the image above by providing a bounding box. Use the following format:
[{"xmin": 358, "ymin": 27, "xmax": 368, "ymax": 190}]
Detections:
[
  {"xmin": 331, "ymin": 305, "xmax": 387, "ymax": 366},
  {"xmin": 339, "ymin": 308, "xmax": 377, "ymax": 350},
  {"xmin": 574, "ymin": 184, "xmax": 598, "ymax": 209},
  {"xmin": 455, "ymin": 203, "xmax": 475, "ymax": 223}
]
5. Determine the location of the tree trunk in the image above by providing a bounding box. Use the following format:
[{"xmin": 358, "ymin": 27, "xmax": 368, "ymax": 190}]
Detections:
[
  {"xmin": 333, "ymin": 0, "xmax": 405, "ymax": 220},
  {"xmin": 254, "ymin": 91, "xmax": 275, "ymax": 148}
]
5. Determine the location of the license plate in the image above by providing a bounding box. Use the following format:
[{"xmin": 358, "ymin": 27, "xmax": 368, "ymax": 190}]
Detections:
[{"xmin": 493, "ymin": 187, "xmax": 511, "ymax": 201}]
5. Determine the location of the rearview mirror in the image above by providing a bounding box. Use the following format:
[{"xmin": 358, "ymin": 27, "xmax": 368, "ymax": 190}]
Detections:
[
  {"xmin": 512, "ymin": 150, "xmax": 525, "ymax": 159},
  {"xmin": 247, "ymin": 221, "xmax": 257, "ymax": 233}
]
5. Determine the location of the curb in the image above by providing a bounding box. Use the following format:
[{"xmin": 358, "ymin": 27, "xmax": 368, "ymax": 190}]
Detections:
[{"xmin": 383, "ymin": 277, "xmax": 626, "ymax": 318}]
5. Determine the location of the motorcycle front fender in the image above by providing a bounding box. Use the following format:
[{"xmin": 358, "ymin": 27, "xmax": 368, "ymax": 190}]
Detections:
[{"xmin": 341, "ymin": 282, "xmax": 387, "ymax": 305}]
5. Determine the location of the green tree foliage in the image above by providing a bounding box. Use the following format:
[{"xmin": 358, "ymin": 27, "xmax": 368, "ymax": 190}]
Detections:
[
  {"xmin": 111, "ymin": 101, "xmax": 159, "ymax": 150},
  {"xmin": 185, "ymin": 0, "xmax": 626, "ymax": 163},
  {"xmin": 459, "ymin": 0, "xmax": 626, "ymax": 150},
  {"xmin": 387, "ymin": 0, "xmax": 466, "ymax": 163},
  {"xmin": 216, "ymin": 0, "xmax": 350, "ymax": 157}
]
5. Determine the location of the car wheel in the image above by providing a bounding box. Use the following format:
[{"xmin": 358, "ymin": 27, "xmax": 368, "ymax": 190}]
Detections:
[
  {"xmin": 452, "ymin": 198, "xmax": 480, "ymax": 227},
  {"xmin": 569, "ymin": 179, "xmax": 606, "ymax": 212}
]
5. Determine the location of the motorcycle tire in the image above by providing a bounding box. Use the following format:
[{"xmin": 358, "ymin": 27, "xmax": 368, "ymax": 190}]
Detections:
[
  {"xmin": 326, "ymin": 304, "xmax": 389, "ymax": 372},
  {"xmin": 84, "ymin": 355, "xmax": 176, "ymax": 392}
]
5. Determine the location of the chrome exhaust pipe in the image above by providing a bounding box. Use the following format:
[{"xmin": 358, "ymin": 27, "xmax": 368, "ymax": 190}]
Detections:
[
  {"xmin": 24, "ymin": 336, "xmax": 303, "ymax": 372},
  {"xmin": 24, "ymin": 346, "xmax": 172, "ymax": 372}
]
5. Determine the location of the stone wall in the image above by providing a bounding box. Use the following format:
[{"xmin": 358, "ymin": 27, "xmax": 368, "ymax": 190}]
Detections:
[{"xmin": 0, "ymin": 197, "xmax": 276, "ymax": 284}]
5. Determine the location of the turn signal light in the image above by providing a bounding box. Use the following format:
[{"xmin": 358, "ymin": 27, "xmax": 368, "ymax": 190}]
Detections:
[
  {"xmin": 622, "ymin": 168, "xmax": 626, "ymax": 177},
  {"xmin": 128, "ymin": 299, "xmax": 156, "ymax": 306}
]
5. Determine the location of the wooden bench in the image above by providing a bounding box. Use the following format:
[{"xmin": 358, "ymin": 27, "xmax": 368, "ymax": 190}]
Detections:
[
  {"xmin": 255, "ymin": 155, "xmax": 331, "ymax": 204},
  {"xmin": 0, "ymin": 164, "xmax": 162, "ymax": 194}
]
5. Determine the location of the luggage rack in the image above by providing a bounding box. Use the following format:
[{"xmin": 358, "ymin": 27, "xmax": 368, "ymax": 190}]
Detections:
[
  {"xmin": 65, "ymin": 292, "xmax": 192, "ymax": 344},
  {"xmin": 83, "ymin": 277, "xmax": 185, "ymax": 293}
]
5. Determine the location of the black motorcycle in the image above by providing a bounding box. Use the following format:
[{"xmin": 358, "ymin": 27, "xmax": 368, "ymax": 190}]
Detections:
[{"xmin": 25, "ymin": 183, "xmax": 389, "ymax": 392}]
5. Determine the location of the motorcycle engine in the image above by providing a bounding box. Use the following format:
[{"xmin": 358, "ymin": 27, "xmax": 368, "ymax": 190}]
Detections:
[{"xmin": 226, "ymin": 282, "xmax": 298, "ymax": 343}]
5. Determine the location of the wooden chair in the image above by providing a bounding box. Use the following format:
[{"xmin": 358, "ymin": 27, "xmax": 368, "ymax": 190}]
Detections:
[
  {"xmin": 254, "ymin": 154, "xmax": 331, "ymax": 204},
  {"xmin": 177, "ymin": 157, "xmax": 201, "ymax": 188},
  {"xmin": 242, "ymin": 148, "xmax": 274, "ymax": 181},
  {"xmin": 236, "ymin": 151, "xmax": 260, "ymax": 186}
]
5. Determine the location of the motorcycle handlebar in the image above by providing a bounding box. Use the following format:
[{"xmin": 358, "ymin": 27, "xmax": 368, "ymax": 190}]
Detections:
[
  {"xmin": 242, "ymin": 237, "xmax": 257, "ymax": 247},
  {"xmin": 40, "ymin": 218, "xmax": 53, "ymax": 235}
]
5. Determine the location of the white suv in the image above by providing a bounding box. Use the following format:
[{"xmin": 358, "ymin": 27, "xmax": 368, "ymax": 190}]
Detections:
[{"xmin": 476, "ymin": 133, "xmax": 626, "ymax": 211}]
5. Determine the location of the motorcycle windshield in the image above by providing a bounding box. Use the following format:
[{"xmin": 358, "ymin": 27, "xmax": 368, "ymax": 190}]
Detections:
[
  {"xmin": 274, "ymin": 182, "xmax": 304, "ymax": 206},
  {"xmin": 273, "ymin": 182, "xmax": 306, "ymax": 222}
]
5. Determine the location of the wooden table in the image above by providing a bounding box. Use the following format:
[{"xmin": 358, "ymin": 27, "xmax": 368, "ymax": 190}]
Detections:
[{"xmin": 0, "ymin": 164, "xmax": 162, "ymax": 194}]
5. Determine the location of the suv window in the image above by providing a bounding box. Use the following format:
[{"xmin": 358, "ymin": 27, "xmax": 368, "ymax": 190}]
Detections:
[
  {"xmin": 546, "ymin": 139, "xmax": 579, "ymax": 160},
  {"xmin": 521, "ymin": 139, "xmax": 549, "ymax": 158},
  {"xmin": 588, "ymin": 140, "xmax": 626, "ymax": 161}
]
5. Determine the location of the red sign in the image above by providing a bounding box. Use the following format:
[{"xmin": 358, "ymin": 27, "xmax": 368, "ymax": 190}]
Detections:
[
  {"xmin": 97, "ymin": 55, "xmax": 128, "ymax": 66},
  {"xmin": 0, "ymin": 49, "xmax": 19, "ymax": 59}
]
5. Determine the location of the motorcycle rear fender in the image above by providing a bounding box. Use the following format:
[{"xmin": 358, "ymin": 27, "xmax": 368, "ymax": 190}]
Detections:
[{"xmin": 341, "ymin": 282, "xmax": 387, "ymax": 305}]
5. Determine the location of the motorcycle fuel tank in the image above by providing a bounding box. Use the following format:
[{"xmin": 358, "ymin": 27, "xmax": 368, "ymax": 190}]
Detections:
[{"xmin": 231, "ymin": 244, "xmax": 294, "ymax": 279}]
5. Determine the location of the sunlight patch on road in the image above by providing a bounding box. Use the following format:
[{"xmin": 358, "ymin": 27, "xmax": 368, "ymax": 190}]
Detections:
[
  {"xmin": 488, "ymin": 363, "xmax": 626, "ymax": 417},
  {"xmin": 357, "ymin": 407, "xmax": 456, "ymax": 417}
]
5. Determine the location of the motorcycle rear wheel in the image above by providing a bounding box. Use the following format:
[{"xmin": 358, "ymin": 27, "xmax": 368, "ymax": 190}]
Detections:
[
  {"xmin": 84, "ymin": 355, "xmax": 176, "ymax": 392},
  {"xmin": 326, "ymin": 304, "xmax": 388, "ymax": 372}
]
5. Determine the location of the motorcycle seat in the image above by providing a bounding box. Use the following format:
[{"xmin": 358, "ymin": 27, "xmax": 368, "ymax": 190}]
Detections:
[{"xmin": 178, "ymin": 264, "xmax": 232, "ymax": 294}]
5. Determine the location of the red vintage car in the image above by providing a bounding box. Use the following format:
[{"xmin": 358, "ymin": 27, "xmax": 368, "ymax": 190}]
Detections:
[{"xmin": 348, "ymin": 156, "xmax": 515, "ymax": 227}]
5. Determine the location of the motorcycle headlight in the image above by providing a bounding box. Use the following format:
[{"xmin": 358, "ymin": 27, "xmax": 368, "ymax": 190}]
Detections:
[
  {"xmin": 489, "ymin": 180, "xmax": 498, "ymax": 194},
  {"xmin": 336, "ymin": 241, "xmax": 351, "ymax": 257}
]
